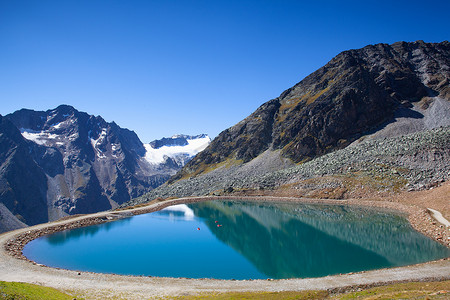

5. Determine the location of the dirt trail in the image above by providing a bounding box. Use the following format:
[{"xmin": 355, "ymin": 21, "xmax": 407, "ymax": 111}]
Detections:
[{"xmin": 393, "ymin": 181, "xmax": 450, "ymax": 220}]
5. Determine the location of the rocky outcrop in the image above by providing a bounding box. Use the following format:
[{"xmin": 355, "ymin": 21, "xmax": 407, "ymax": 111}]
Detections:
[
  {"xmin": 0, "ymin": 115, "xmax": 48, "ymax": 231},
  {"xmin": 171, "ymin": 41, "xmax": 450, "ymax": 182}
]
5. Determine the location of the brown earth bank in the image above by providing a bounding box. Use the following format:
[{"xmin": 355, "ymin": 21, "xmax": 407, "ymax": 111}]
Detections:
[
  {"xmin": 393, "ymin": 180, "xmax": 450, "ymax": 220},
  {"xmin": 0, "ymin": 184, "xmax": 449, "ymax": 299}
]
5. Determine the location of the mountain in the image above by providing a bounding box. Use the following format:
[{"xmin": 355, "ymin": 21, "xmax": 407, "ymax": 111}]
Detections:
[
  {"xmin": 128, "ymin": 41, "xmax": 450, "ymax": 205},
  {"xmin": 0, "ymin": 115, "xmax": 49, "ymax": 228},
  {"xmin": 0, "ymin": 105, "xmax": 209, "ymax": 233},
  {"xmin": 169, "ymin": 41, "xmax": 450, "ymax": 182},
  {"xmin": 143, "ymin": 134, "xmax": 210, "ymax": 172}
]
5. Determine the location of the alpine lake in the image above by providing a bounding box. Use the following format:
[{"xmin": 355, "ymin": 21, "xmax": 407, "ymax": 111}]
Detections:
[{"xmin": 23, "ymin": 200, "xmax": 450, "ymax": 280}]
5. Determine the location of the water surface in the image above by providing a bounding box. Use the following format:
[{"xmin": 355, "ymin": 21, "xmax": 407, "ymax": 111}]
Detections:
[{"xmin": 23, "ymin": 200, "xmax": 450, "ymax": 279}]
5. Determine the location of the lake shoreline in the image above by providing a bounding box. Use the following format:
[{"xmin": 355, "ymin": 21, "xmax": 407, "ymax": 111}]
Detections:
[
  {"xmin": 1, "ymin": 195, "xmax": 449, "ymax": 298},
  {"xmin": 5, "ymin": 195, "xmax": 450, "ymax": 262}
]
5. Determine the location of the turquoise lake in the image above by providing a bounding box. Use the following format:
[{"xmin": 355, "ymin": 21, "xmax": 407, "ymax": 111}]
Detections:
[{"xmin": 23, "ymin": 200, "xmax": 450, "ymax": 279}]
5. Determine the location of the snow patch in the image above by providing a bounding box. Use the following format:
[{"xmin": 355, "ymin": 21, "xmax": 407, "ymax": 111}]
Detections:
[
  {"xmin": 111, "ymin": 144, "xmax": 120, "ymax": 158},
  {"xmin": 144, "ymin": 136, "xmax": 210, "ymax": 164},
  {"xmin": 20, "ymin": 129, "xmax": 59, "ymax": 146},
  {"xmin": 428, "ymin": 208, "xmax": 450, "ymax": 227},
  {"xmin": 69, "ymin": 132, "xmax": 78, "ymax": 141},
  {"xmin": 51, "ymin": 117, "xmax": 73, "ymax": 129},
  {"xmin": 90, "ymin": 128, "xmax": 108, "ymax": 159},
  {"xmin": 53, "ymin": 122, "xmax": 63, "ymax": 129}
]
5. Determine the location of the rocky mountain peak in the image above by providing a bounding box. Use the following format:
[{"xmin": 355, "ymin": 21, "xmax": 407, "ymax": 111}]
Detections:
[
  {"xmin": 1, "ymin": 104, "xmax": 212, "ymax": 232},
  {"xmin": 170, "ymin": 41, "xmax": 450, "ymax": 183},
  {"xmin": 1, "ymin": 106, "xmax": 187, "ymax": 232}
]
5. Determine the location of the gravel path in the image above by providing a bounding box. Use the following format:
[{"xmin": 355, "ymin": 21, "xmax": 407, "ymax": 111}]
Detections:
[{"xmin": 0, "ymin": 197, "xmax": 449, "ymax": 299}]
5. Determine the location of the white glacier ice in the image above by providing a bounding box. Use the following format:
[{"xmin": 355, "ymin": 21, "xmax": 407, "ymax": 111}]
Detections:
[{"xmin": 143, "ymin": 136, "xmax": 210, "ymax": 165}]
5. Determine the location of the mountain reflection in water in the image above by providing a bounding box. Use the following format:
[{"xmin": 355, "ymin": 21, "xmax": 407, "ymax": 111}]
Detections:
[
  {"xmin": 23, "ymin": 200, "xmax": 450, "ymax": 279},
  {"xmin": 46, "ymin": 217, "xmax": 132, "ymax": 245},
  {"xmin": 189, "ymin": 201, "xmax": 450, "ymax": 278}
]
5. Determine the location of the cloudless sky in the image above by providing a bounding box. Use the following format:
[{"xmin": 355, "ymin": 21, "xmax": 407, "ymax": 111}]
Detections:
[{"xmin": 1, "ymin": 0, "xmax": 449, "ymax": 142}]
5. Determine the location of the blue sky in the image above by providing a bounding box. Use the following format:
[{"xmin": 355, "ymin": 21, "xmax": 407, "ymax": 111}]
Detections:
[{"xmin": 1, "ymin": 0, "xmax": 449, "ymax": 142}]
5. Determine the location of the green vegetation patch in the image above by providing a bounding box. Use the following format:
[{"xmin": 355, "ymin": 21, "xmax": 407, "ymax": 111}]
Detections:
[
  {"xmin": 1, "ymin": 280, "xmax": 449, "ymax": 300},
  {"xmin": 0, "ymin": 281, "xmax": 75, "ymax": 300},
  {"xmin": 333, "ymin": 280, "xmax": 450, "ymax": 299},
  {"xmin": 167, "ymin": 290, "xmax": 328, "ymax": 300},
  {"xmin": 178, "ymin": 156, "xmax": 243, "ymax": 181},
  {"xmin": 163, "ymin": 280, "xmax": 450, "ymax": 300}
]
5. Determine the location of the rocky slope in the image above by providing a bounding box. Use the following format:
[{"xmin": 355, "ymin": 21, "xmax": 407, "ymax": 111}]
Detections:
[
  {"xmin": 0, "ymin": 115, "xmax": 49, "ymax": 228},
  {"xmin": 170, "ymin": 41, "xmax": 450, "ymax": 183},
  {"xmin": 0, "ymin": 105, "xmax": 209, "ymax": 233},
  {"xmin": 128, "ymin": 127, "xmax": 450, "ymax": 205},
  {"xmin": 129, "ymin": 41, "xmax": 449, "ymax": 205}
]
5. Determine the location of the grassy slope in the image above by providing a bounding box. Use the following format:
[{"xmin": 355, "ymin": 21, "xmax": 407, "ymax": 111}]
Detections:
[
  {"xmin": 0, "ymin": 281, "xmax": 76, "ymax": 300},
  {"xmin": 1, "ymin": 280, "xmax": 449, "ymax": 299},
  {"xmin": 167, "ymin": 280, "xmax": 450, "ymax": 300}
]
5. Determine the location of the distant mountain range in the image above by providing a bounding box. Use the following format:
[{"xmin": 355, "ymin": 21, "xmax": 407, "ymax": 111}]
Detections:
[
  {"xmin": 144, "ymin": 134, "xmax": 210, "ymax": 168},
  {"xmin": 0, "ymin": 105, "xmax": 209, "ymax": 232}
]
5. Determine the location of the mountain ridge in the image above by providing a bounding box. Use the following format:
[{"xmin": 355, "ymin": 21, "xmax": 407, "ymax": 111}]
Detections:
[
  {"xmin": 0, "ymin": 105, "xmax": 209, "ymax": 233},
  {"xmin": 123, "ymin": 41, "xmax": 449, "ymax": 207},
  {"xmin": 149, "ymin": 134, "xmax": 209, "ymax": 149},
  {"xmin": 169, "ymin": 41, "xmax": 450, "ymax": 183}
]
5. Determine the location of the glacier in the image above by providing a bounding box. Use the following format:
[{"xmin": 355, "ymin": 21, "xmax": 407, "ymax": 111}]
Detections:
[{"xmin": 144, "ymin": 135, "xmax": 210, "ymax": 165}]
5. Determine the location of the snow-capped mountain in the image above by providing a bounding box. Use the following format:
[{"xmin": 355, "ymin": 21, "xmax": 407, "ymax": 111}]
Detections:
[
  {"xmin": 0, "ymin": 105, "xmax": 209, "ymax": 232},
  {"xmin": 144, "ymin": 134, "xmax": 210, "ymax": 168}
]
